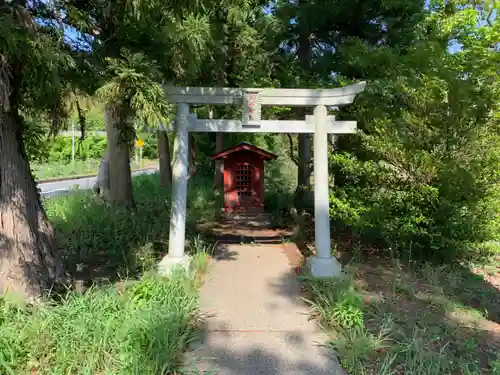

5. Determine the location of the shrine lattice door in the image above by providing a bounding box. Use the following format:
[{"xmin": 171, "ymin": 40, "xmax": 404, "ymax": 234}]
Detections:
[{"xmin": 235, "ymin": 163, "xmax": 254, "ymax": 207}]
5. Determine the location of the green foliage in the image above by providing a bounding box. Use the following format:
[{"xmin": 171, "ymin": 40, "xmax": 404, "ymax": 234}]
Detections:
[
  {"xmin": 30, "ymin": 132, "xmax": 159, "ymax": 166},
  {"xmin": 48, "ymin": 135, "xmax": 107, "ymax": 163},
  {"xmin": 22, "ymin": 115, "xmax": 51, "ymax": 163},
  {"xmin": 330, "ymin": 3, "xmax": 500, "ymax": 262},
  {"xmin": 139, "ymin": 132, "xmax": 160, "ymax": 160},
  {"xmin": 97, "ymin": 50, "xmax": 173, "ymax": 135},
  {"xmin": 0, "ymin": 6, "xmax": 76, "ymax": 129},
  {"xmin": 301, "ymin": 262, "xmax": 500, "ymax": 374},
  {"xmin": 330, "ymin": 325, "xmax": 391, "ymax": 374}
]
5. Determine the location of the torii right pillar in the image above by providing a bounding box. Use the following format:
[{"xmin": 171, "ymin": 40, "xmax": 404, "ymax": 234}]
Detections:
[{"xmin": 308, "ymin": 104, "xmax": 341, "ymax": 277}]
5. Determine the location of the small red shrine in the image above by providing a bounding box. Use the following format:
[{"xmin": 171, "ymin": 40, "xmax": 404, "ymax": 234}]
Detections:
[{"xmin": 210, "ymin": 142, "xmax": 277, "ymax": 213}]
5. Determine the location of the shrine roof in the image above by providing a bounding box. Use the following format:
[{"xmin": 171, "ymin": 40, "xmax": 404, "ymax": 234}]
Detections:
[{"xmin": 210, "ymin": 142, "xmax": 278, "ymax": 161}]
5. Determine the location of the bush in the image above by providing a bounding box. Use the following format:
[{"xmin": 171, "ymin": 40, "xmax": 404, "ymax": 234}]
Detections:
[
  {"xmin": 301, "ymin": 272, "xmax": 390, "ymax": 374},
  {"xmin": 331, "ymin": 71, "xmax": 500, "ymax": 262},
  {"xmin": 139, "ymin": 132, "xmax": 159, "ymax": 159},
  {"xmin": 329, "ymin": 149, "xmax": 500, "ymax": 262},
  {"xmin": 42, "ymin": 134, "xmax": 107, "ymax": 163}
]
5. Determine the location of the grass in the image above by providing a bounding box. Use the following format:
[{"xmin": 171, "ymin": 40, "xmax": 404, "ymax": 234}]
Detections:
[
  {"xmin": 301, "ymin": 257, "xmax": 500, "ymax": 374},
  {"xmin": 45, "ymin": 173, "xmax": 220, "ymax": 281},
  {"xmin": 32, "ymin": 158, "xmax": 158, "ymax": 181},
  {"xmin": 0, "ymin": 272, "xmax": 201, "ymax": 374},
  {"xmin": 0, "ymin": 173, "xmax": 218, "ymax": 374}
]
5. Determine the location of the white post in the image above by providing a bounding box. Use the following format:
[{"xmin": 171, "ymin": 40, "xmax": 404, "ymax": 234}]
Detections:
[
  {"xmin": 309, "ymin": 105, "xmax": 342, "ymax": 277},
  {"xmin": 139, "ymin": 146, "xmax": 143, "ymax": 169},
  {"xmin": 159, "ymin": 102, "xmax": 191, "ymax": 274}
]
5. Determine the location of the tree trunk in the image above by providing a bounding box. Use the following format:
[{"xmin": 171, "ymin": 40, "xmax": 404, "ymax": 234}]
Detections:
[
  {"xmin": 158, "ymin": 129, "xmax": 172, "ymax": 188},
  {"xmin": 105, "ymin": 105, "xmax": 135, "ymax": 208},
  {"xmin": 0, "ymin": 109, "xmax": 66, "ymax": 301},
  {"xmin": 298, "ymin": 133, "xmax": 311, "ymax": 189},
  {"xmin": 296, "ymin": 0, "xmax": 312, "ymax": 194},
  {"xmin": 93, "ymin": 149, "xmax": 111, "ymax": 198},
  {"xmin": 213, "ymin": 132, "xmax": 224, "ymax": 188},
  {"xmin": 188, "ymin": 134, "xmax": 197, "ymax": 178},
  {"xmin": 211, "ymin": 107, "xmax": 224, "ymax": 188}
]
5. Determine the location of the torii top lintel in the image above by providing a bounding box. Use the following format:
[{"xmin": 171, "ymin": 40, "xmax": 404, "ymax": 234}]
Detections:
[{"xmin": 163, "ymin": 82, "xmax": 366, "ymax": 107}]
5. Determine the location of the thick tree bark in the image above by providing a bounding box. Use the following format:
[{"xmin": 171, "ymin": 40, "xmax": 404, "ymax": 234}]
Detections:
[
  {"xmin": 105, "ymin": 105, "xmax": 135, "ymax": 208},
  {"xmin": 93, "ymin": 149, "xmax": 110, "ymax": 198},
  {"xmin": 0, "ymin": 109, "xmax": 66, "ymax": 301},
  {"xmin": 158, "ymin": 129, "xmax": 172, "ymax": 188}
]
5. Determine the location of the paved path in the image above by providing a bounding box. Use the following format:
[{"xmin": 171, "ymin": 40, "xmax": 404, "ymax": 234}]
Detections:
[
  {"xmin": 185, "ymin": 240, "xmax": 345, "ymax": 374},
  {"xmin": 38, "ymin": 168, "xmax": 158, "ymax": 197}
]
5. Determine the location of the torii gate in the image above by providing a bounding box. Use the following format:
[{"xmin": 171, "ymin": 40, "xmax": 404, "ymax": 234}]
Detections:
[{"xmin": 159, "ymin": 82, "xmax": 366, "ymax": 277}]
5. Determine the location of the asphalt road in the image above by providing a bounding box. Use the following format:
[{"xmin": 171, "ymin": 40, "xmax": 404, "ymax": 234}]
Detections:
[{"xmin": 39, "ymin": 168, "xmax": 159, "ymax": 197}]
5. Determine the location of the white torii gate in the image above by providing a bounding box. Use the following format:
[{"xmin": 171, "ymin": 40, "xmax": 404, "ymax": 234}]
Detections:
[{"xmin": 159, "ymin": 82, "xmax": 366, "ymax": 277}]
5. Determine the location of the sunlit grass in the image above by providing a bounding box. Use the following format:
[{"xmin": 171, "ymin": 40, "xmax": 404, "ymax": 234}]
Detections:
[
  {"xmin": 301, "ymin": 260, "xmax": 500, "ymax": 374},
  {"xmin": 0, "ymin": 272, "xmax": 200, "ymax": 374},
  {"xmin": 1, "ymin": 173, "xmax": 218, "ymax": 374}
]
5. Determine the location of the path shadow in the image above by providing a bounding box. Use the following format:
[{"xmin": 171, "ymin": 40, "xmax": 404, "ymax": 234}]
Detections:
[
  {"xmin": 188, "ymin": 234, "xmax": 345, "ymax": 374},
  {"xmin": 209, "ymin": 214, "xmax": 293, "ymax": 246},
  {"xmin": 266, "ymin": 269, "xmax": 308, "ymax": 306},
  {"xmin": 211, "ymin": 244, "xmax": 239, "ymax": 261},
  {"xmin": 216, "ymin": 234, "xmax": 290, "ymax": 245},
  {"xmin": 185, "ymin": 327, "xmax": 344, "ymax": 375}
]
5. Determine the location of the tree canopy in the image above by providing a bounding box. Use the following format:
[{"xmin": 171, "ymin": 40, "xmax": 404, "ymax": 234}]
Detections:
[{"xmin": 0, "ymin": 0, "xmax": 499, "ymax": 297}]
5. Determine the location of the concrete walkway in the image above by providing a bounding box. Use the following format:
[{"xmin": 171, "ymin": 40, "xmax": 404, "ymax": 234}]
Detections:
[{"xmin": 184, "ymin": 238, "xmax": 345, "ymax": 374}]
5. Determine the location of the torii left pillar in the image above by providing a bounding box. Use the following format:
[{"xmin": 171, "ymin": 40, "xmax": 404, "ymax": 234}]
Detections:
[{"xmin": 159, "ymin": 102, "xmax": 191, "ymax": 274}]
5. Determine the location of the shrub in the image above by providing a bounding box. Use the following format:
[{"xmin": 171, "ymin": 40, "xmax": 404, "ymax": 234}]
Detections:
[
  {"xmin": 329, "ymin": 150, "xmax": 500, "ymax": 262},
  {"xmin": 330, "ymin": 45, "xmax": 500, "ymax": 263}
]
